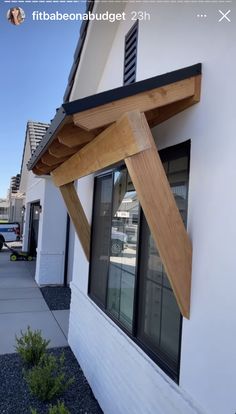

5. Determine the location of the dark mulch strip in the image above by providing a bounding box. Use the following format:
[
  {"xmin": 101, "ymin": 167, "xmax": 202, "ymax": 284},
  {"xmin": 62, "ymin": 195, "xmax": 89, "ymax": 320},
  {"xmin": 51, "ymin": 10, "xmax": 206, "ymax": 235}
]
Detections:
[
  {"xmin": 0, "ymin": 347, "xmax": 103, "ymax": 414},
  {"xmin": 40, "ymin": 287, "xmax": 71, "ymax": 310}
]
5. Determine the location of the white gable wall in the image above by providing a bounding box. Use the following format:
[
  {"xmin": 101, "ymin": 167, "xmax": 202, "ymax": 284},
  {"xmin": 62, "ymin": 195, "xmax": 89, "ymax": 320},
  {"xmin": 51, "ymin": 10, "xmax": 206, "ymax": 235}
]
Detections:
[
  {"xmin": 23, "ymin": 174, "xmax": 69, "ymax": 285},
  {"xmin": 70, "ymin": 3, "xmax": 126, "ymax": 100},
  {"xmin": 68, "ymin": 4, "xmax": 236, "ymax": 414}
]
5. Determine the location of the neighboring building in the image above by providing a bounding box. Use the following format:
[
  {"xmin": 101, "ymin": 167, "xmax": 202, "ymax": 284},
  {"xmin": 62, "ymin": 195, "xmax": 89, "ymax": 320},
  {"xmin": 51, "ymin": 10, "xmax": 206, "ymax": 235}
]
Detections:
[
  {"xmin": 0, "ymin": 198, "xmax": 9, "ymax": 221},
  {"xmin": 10, "ymin": 174, "xmax": 21, "ymax": 194},
  {"xmin": 7, "ymin": 174, "xmax": 24, "ymax": 225},
  {"xmin": 20, "ymin": 121, "xmax": 74, "ymax": 285},
  {"xmin": 27, "ymin": 3, "xmax": 236, "ymax": 414},
  {"xmin": 8, "ymin": 192, "xmax": 23, "ymax": 224}
]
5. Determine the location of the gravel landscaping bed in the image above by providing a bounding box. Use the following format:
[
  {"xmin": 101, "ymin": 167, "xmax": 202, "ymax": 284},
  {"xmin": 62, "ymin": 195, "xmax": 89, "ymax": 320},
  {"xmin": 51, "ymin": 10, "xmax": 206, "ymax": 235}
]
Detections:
[
  {"xmin": 40, "ymin": 287, "xmax": 71, "ymax": 310},
  {"xmin": 0, "ymin": 347, "xmax": 103, "ymax": 414}
]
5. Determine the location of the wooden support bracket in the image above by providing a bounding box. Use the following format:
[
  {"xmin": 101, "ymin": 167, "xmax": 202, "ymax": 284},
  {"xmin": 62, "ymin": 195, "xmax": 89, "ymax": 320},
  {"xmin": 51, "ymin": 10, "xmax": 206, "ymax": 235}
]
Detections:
[
  {"xmin": 59, "ymin": 182, "xmax": 90, "ymax": 261},
  {"xmin": 51, "ymin": 109, "xmax": 193, "ymax": 317},
  {"xmin": 51, "ymin": 111, "xmax": 152, "ymax": 187}
]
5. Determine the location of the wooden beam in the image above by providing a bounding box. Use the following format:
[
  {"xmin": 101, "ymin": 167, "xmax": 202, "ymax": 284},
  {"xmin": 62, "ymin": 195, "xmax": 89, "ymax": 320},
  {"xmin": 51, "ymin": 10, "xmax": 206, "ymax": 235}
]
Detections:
[
  {"xmin": 33, "ymin": 161, "xmax": 59, "ymax": 175},
  {"xmin": 51, "ymin": 111, "xmax": 152, "ymax": 187},
  {"xmin": 146, "ymin": 97, "xmax": 195, "ymax": 127},
  {"xmin": 73, "ymin": 76, "xmax": 197, "ymax": 131},
  {"xmin": 32, "ymin": 166, "xmax": 47, "ymax": 176},
  {"xmin": 49, "ymin": 138, "xmax": 81, "ymax": 158},
  {"xmin": 41, "ymin": 152, "xmax": 69, "ymax": 166},
  {"xmin": 146, "ymin": 75, "xmax": 201, "ymax": 127},
  {"xmin": 57, "ymin": 124, "xmax": 95, "ymax": 148},
  {"xmin": 125, "ymin": 115, "xmax": 192, "ymax": 318},
  {"xmin": 59, "ymin": 182, "xmax": 90, "ymax": 261}
]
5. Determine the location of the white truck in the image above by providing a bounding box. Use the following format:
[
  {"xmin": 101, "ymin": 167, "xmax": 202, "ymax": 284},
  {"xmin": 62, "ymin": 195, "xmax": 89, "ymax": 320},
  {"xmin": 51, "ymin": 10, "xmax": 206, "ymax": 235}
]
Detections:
[{"xmin": 0, "ymin": 222, "xmax": 20, "ymax": 250}]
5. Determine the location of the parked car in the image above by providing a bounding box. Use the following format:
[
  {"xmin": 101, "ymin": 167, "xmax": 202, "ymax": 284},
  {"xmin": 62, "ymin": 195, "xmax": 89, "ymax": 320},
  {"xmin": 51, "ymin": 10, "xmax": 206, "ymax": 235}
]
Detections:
[
  {"xmin": 111, "ymin": 228, "xmax": 128, "ymax": 256},
  {"xmin": 0, "ymin": 222, "xmax": 20, "ymax": 250}
]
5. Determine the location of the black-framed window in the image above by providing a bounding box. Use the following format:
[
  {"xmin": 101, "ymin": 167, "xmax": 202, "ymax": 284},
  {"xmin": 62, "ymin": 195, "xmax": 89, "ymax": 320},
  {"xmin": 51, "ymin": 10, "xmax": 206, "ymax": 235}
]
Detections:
[{"xmin": 89, "ymin": 141, "xmax": 190, "ymax": 382}]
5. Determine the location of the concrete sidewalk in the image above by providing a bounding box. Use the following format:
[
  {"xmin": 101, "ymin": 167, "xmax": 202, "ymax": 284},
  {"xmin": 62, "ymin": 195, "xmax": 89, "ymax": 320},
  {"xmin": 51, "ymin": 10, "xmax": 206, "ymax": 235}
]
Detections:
[{"xmin": 0, "ymin": 248, "xmax": 68, "ymax": 354}]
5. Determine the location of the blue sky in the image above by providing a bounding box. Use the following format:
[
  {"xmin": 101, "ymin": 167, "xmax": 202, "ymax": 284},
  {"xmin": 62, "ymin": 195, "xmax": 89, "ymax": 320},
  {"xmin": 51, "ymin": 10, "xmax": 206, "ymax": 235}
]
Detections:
[{"xmin": 0, "ymin": 2, "xmax": 86, "ymax": 198}]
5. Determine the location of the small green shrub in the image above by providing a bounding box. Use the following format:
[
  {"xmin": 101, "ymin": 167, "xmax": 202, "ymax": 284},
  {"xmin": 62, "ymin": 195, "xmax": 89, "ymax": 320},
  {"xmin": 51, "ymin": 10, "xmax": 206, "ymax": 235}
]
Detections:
[
  {"xmin": 15, "ymin": 326, "xmax": 50, "ymax": 366},
  {"xmin": 24, "ymin": 353, "xmax": 74, "ymax": 401},
  {"xmin": 49, "ymin": 401, "xmax": 71, "ymax": 414},
  {"xmin": 30, "ymin": 401, "xmax": 70, "ymax": 414}
]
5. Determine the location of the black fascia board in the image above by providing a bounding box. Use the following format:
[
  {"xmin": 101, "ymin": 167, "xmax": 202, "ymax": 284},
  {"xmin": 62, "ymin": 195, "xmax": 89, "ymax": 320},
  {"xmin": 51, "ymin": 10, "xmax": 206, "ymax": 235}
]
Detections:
[{"xmin": 27, "ymin": 63, "xmax": 201, "ymax": 170}]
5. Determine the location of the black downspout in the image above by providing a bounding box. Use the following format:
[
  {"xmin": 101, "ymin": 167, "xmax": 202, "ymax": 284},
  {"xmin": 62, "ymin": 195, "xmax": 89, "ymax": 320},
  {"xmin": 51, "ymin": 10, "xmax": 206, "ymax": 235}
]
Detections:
[{"xmin": 63, "ymin": 214, "xmax": 70, "ymax": 287}]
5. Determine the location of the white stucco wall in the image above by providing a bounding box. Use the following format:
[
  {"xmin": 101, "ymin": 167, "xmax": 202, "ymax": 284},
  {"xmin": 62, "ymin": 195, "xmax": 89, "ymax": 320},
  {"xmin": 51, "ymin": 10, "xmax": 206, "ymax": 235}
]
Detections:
[
  {"xmin": 68, "ymin": 4, "xmax": 236, "ymax": 414},
  {"xmin": 23, "ymin": 174, "xmax": 72, "ymax": 285},
  {"xmin": 69, "ymin": 3, "xmax": 126, "ymax": 100},
  {"xmin": 35, "ymin": 178, "xmax": 68, "ymax": 285}
]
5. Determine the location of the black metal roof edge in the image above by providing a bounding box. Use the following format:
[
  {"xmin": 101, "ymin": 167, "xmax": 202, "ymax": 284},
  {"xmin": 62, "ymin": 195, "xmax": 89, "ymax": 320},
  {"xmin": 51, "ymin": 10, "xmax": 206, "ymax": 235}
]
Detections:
[
  {"xmin": 20, "ymin": 122, "xmax": 30, "ymax": 180},
  {"xmin": 63, "ymin": 0, "xmax": 95, "ymax": 103},
  {"xmin": 28, "ymin": 63, "xmax": 201, "ymax": 170},
  {"xmin": 27, "ymin": 107, "xmax": 66, "ymax": 170},
  {"xmin": 63, "ymin": 63, "xmax": 202, "ymax": 116}
]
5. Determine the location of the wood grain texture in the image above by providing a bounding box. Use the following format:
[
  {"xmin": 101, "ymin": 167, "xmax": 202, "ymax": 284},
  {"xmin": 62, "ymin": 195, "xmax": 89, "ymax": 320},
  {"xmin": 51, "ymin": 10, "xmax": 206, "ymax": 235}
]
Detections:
[
  {"xmin": 57, "ymin": 124, "xmax": 95, "ymax": 148},
  {"xmin": 51, "ymin": 111, "xmax": 152, "ymax": 187},
  {"xmin": 33, "ymin": 161, "xmax": 60, "ymax": 174},
  {"xmin": 41, "ymin": 152, "xmax": 69, "ymax": 166},
  {"xmin": 73, "ymin": 77, "xmax": 196, "ymax": 130},
  {"xmin": 32, "ymin": 166, "xmax": 48, "ymax": 176},
  {"xmin": 146, "ymin": 75, "xmax": 201, "ymax": 128},
  {"xmin": 125, "ymin": 116, "xmax": 192, "ymax": 318},
  {"xmin": 49, "ymin": 138, "xmax": 81, "ymax": 158},
  {"xmin": 59, "ymin": 182, "xmax": 90, "ymax": 261}
]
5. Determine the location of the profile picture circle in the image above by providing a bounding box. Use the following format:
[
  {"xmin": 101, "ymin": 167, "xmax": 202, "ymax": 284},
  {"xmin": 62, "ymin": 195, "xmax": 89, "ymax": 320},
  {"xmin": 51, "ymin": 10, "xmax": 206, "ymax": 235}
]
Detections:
[{"xmin": 7, "ymin": 7, "xmax": 25, "ymax": 25}]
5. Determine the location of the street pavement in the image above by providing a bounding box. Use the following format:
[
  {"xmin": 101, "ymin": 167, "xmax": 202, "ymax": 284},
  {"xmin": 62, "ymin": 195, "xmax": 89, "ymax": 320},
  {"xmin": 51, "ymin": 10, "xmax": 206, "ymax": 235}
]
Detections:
[{"xmin": 0, "ymin": 246, "xmax": 68, "ymax": 354}]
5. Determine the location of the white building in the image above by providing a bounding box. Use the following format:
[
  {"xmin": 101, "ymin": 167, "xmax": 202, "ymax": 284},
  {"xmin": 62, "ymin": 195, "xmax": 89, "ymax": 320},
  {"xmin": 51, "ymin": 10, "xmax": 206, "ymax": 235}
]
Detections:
[
  {"xmin": 20, "ymin": 121, "xmax": 74, "ymax": 286},
  {"xmin": 0, "ymin": 198, "xmax": 9, "ymax": 221},
  {"xmin": 27, "ymin": 3, "xmax": 236, "ymax": 414}
]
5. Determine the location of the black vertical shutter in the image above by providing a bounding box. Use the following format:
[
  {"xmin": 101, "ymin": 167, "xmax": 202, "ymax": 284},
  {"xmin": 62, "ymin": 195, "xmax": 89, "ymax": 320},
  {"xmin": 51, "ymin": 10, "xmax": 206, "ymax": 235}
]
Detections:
[{"xmin": 123, "ymin": 21, "xmax": 138, "ymax": 85}]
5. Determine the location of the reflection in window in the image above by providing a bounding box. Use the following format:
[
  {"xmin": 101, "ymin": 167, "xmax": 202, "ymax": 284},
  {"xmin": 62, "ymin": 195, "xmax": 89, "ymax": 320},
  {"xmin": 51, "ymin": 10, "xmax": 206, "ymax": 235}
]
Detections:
[
  {"xmin": 89, "ymin": 174, "xmax": 113, "ymax": 306},
  {"xmin": 107, "ymin": 169, "xmax": 139, "ymax": 331},
  {"xmin": 138, "ymin": 154, "xmax": 189, "ymax": 369},
  {"xmin": 89, "ymin": 142, "xmax": 190, "ymax": 381}
]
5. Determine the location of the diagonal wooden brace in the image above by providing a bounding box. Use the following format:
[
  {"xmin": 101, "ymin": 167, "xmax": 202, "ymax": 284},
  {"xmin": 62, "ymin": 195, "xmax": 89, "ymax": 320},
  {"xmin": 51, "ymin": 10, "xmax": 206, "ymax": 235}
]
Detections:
[
  {"xmin": 125, "ymin": 114, "xmax": 192, "ymax": 318},
  {"xmin": 59, "ymin": 182, "xmax": 90, "ymax": 261}
]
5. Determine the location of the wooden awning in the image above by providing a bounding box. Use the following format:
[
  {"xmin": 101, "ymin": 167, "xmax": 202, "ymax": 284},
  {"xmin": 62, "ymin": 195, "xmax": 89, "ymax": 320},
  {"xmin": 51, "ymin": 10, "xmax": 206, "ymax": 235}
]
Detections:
[{"xmin": 28, "ymin": 64, "xmax": 202, "ymax": 318}]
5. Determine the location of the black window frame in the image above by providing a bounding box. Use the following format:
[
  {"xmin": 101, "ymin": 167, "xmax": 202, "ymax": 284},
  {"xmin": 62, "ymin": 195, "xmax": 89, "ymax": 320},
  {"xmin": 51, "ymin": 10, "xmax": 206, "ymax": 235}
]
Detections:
[{"xmin": 88, "ymin": 141, "xmax": 190, "ymax": 383}]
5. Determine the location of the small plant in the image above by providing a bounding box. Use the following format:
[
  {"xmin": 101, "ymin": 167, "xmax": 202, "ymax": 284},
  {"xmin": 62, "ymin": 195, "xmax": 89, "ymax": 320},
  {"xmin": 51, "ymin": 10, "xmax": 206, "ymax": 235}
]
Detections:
[
  {"xmin": 30, "ymin": 401, "xmax": 70, "ymax": 414},
  {"xmin": 15, "ymin": 326, "xmax": 50, "ymax": 366},
  {"xmin": 49, "ymin": 401, "xmax": 71, "ymax": 414},
  {"xmin": 24, "ymin": 353, "xmax": 74, "ymax": 401}
]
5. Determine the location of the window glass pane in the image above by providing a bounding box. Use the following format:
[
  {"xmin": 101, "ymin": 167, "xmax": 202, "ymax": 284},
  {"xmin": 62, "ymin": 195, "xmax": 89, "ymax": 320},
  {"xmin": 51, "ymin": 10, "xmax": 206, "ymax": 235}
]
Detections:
[
  {"xmin": 140, "ymin": 275, "xmax": 162, "ymax": 346},
  {"xmin": 107, "ymin": 169, "xmax": 138, "ymax": 331},
  {"xmin": 160, "ymin": 288, "xmax": 181, "ymax": 363},
  {"xmin": 89, "ymin": 174, "xmax": 113, "ymax": 306},
  {"xmin": 168, "ymin": 156, "xmax": 188, "ymax": 173},
  {"xmin": 138, "ymin": 144, "xmax": 189, "ymax": 376}
]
